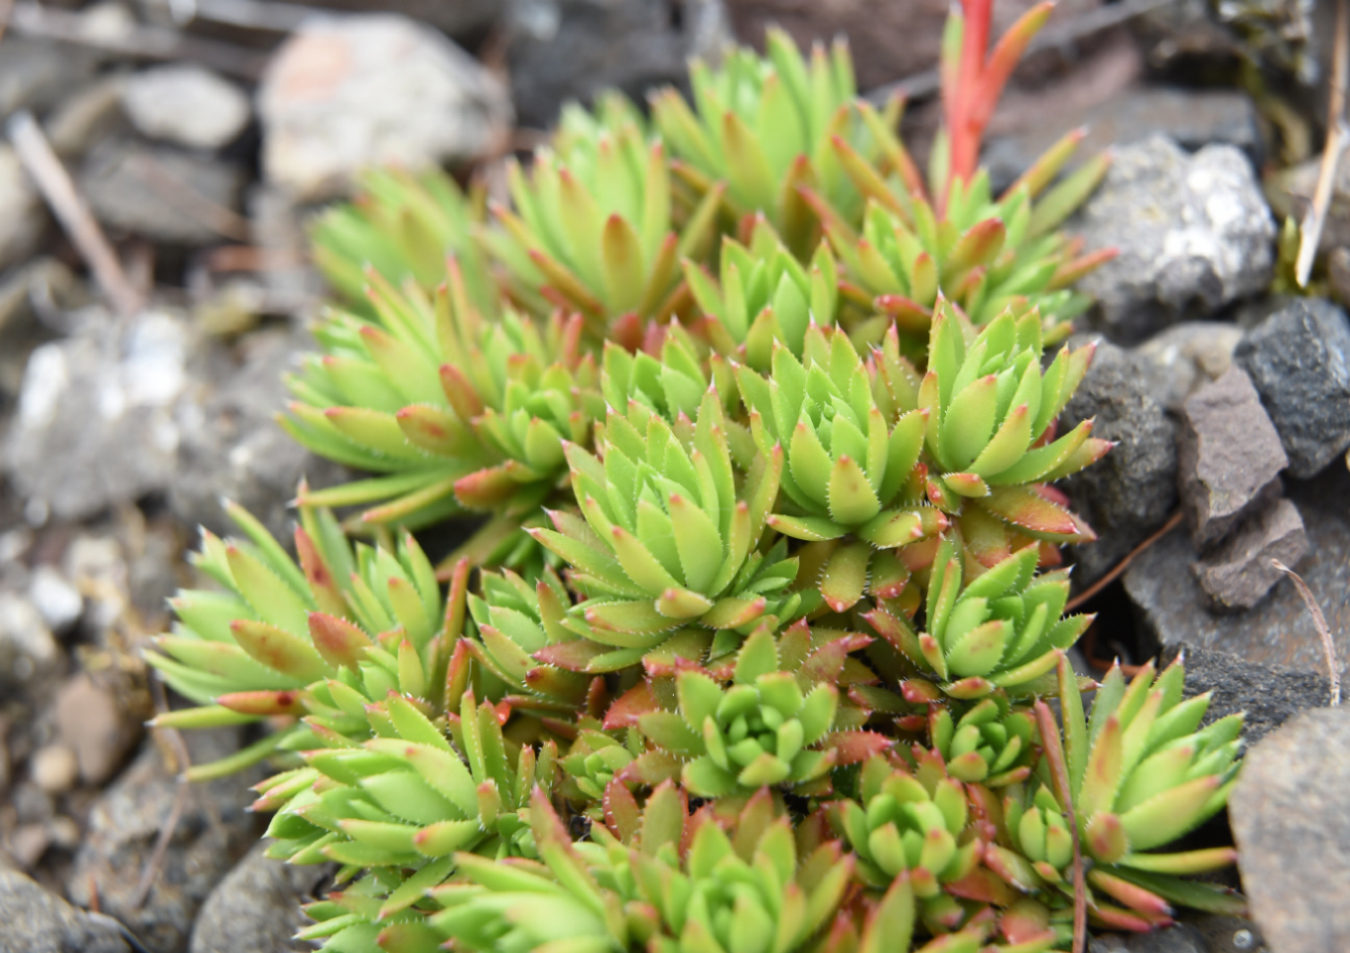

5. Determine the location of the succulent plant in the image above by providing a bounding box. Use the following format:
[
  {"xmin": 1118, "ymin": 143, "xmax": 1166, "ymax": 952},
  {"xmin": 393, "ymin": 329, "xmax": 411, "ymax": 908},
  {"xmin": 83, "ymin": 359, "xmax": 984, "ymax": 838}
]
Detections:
[
  {"xmin": 917, "ymin": 303, "xmax": 1107, "ymax": 566},
  {"xmin": 432, "ymin": 785, "xmax": 861, "ymax": 953},
  {"xmin": 139, "ymin": 1, "xmax": 1253, "ymax": 949},
  {"xmin": 146, "ymin": 501, "xmax": 453, "ymax": 776},
  {"xmin": 835, "ymin": 754, "xmax": 979, "ymax": 895},
  {"xmin": 864, "ymin": 542, "xmax": 1092, "ymax": 699},
  {"xmin": 531, "ymin": 392, "xmax": 804, "ymax": 640},
  {"xmin": 309, "ymin": 166, "xmax": 494, "ymax": 315},
  {"xmin": 285, "ymin": 261, "xmax": 604, "ymax": 530},
  {"xmin": 735, "ymin": 324, "xmax": 947, "ymax": 612},
  {"xmin": 486, "ymin": 114, "xmax": 724, "ymax": 335},
  {"xmin": 930, "ymin": 696, "xmax": 1037, "ymax": 786},
  {"xmin": 684, "ymin": 219, "xmax": 842, "ymax": 369},
  {"xmin": 652, "ymin": 28, "xmax": 896, "ymax": 256}
]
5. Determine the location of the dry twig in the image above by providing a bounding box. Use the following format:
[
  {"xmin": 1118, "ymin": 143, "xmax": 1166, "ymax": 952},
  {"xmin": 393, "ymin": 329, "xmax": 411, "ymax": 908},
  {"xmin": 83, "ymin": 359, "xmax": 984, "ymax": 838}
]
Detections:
[
  {"xmin": 1271, "ymin": 558, "xmax": 1342, "ymax": 707},
  {"xmin": 130, "ymin": 674, "xmax": 195, "ymax": 910},
  {"xmin": 7, "ymin": 110, "xmax": 144, "ymax": 318},
  {"xmin": 126, "ymin": 152, "xmax": 252, "ymax": 242},
  {"xmin": 8, "ymin": 1, "xmax": 268, "ymax": 79},
  {"xmin": 1065, "ymin": 510, "xmax": 1184, "ymax": 613},
  {"xmin": 1296, "ymin": 0, "xmax": 1350, "ymax": 286}
]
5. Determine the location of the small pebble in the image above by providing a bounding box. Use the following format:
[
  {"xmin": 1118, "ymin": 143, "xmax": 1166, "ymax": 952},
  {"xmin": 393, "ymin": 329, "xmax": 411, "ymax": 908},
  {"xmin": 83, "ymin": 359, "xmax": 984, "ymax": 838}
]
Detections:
[
  {"xmin": 29, "ymin": 565, "xmax": 83, "ymax": 634},
  {"xmin": 30, "ymin": 744, "xmax": 78, "ymax": 795},
  {"xmin": 9, "ymin": 823, "xmax": 49, "ymax": 868}
]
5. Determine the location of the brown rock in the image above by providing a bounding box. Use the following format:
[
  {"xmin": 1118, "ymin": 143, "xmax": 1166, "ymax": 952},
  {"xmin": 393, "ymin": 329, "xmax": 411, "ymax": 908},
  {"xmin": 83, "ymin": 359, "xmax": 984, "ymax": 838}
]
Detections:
[
  {"xmin": 1195, "ymin": 498, "xmax": 1309, "ymax": 611},
  {"xmin": 54, "ymin": 674, "xmax": 141, "ymax": 786},
  {"xmin": 1230, "ymin": 708, "xmax": 1350, "ymax": 953},
  {"xmin": 1177, "ymin": 367, "xmax": 1287, "ymax": 549}
]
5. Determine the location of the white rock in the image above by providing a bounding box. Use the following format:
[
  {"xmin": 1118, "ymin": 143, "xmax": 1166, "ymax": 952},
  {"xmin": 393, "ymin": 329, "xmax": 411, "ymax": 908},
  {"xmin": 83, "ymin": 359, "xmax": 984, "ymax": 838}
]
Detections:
[
  {"xmin": 121, "ymin": 64, "xmax": 250, "ymax": 151},
  {"xmin": 28, "ymin": 566, "xmax": 83, "ymax": 634},
  {"xmin": 258, "ymin": 13, "xmax": 511, "ymax": 202}
]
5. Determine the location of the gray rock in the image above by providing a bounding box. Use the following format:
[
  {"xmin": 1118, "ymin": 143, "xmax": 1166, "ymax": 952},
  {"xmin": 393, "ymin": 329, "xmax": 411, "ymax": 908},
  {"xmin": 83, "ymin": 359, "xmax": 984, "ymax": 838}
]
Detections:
[
  {"xmin": 1125, "ymin": 465, "xmax": 1350, "ymax": 679},
  {"xmin": 1195, "ymin": 497, "xmax": 1309, "ymax": 611},
  {"xmin": 984, "ymin": 86, "xmax": 1261, "ymax": 195},
  {"xmin": 80, "ymin": 139, "xmax": 246, "ymax": 246},
  {"xmin": 44, "ymin": 77, "xmax": 129, "ymax": 158},
  {"xmin": 1088, "ymin": 924, "xmax": 1207, "ymax": 953},
  {"xmin": 0, "ymin": 869, "xmax": 130, "ymax": 953},
  {"xmin": 171, "ymin": 326, "xmax": 347, "ymax": 542},
  {"xmin": 1234, "ymin": 298, "xmax": 1350, "ymax": 479},
  {"xmin": 0, "ymin": 592, "xmax": 62, "ymax": 698},
  {"xmin": 259, "ymin": 13, "xmax": 511, "ymax": 202},
  {"xmin": 1133, "ymin": 321, "xmax": 1245, "ymax": 414},
  {"xmin": 0, "ymin": 36, "xmax": 100, "ymax": 117},
  {"xmin": 1187, "ymin": 916, "xmax": 1268, "ymax": 953},
  {"xmin": 121, "ymin": 64, "xmax": 251, "ymax": 151},
  {"xmin": 1072, "ymin": 135, "xmax": 1276, "ymax": 343},
  {"xmin": 189, "ymin": 841, "xmax": 332, "ymax": 953},
  {"xmin": 1160, "ymin": 643, "xmax": 1331, "ymax": 745},
  {"xmin": 1230, "ymin": 708, "xmax": 1350, "ymax": 953},
  {"xmin": 66, "ymin": 729, "xmax": 262, "ymax": 953},
  {"xmin": 1177, "ymin": 367, "xmax": 1287, "ymax": 550},
  {"xmin": 4, "ymin": 310, "xmax": 187, "ymax": 522},
  {"xmin": 0, "ymin": 145, "xmax": 50, "ymax": 271},
  {"xmin": 1059, "ymin": 338, "xmax": 1178, "ymax": 587},
  {"xmin": 507, "ymin": 0, "xmax": 733, "ymax": 129}
]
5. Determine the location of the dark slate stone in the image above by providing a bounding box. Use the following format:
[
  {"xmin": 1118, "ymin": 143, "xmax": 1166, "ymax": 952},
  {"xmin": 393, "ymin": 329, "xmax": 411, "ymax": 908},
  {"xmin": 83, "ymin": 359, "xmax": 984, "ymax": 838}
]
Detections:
[
  {"xmin": 1159, "ymin": 643, "xmax": 1331, "ymax": 744},
  {"xmin": 1125, "ymin": 465, "xmax": 1350, "ymax": 680},
  {"xmin": 1060, "ymin": 337, "xmax": 1178, "ymax": 587},
  {"xmin": 1234, "ymin": 297, "xmax": 1350, "ymax": 478},
  {"xmin": 0, "ymin": 869, "xmax": 130, "ymax": 953},
  {"xmin": 1176, "ymin": 367, "xmax": 1286, "ymax": 550},
  {"xmin": 1194, "ymin": 497, "xmax": 1309, "ymax": 611}
]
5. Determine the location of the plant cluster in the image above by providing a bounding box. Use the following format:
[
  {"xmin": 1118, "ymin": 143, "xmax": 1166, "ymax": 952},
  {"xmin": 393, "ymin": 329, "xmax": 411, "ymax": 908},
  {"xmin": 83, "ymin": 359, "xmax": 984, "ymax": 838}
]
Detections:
[{"xmin": 147, "ymin": 2, "xmax": 1247, "ymax": 951}]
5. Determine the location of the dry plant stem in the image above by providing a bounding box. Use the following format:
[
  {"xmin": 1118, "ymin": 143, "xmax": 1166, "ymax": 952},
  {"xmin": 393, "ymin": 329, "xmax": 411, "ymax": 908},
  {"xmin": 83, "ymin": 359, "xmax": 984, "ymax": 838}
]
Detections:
[
  {"xmin": 7, "ymin": 111, "xmax": 144, "ymax": 318},
  {"xmin": 126, "ymin": 152, "xmax": 252, "ymax": 241},
  {"xmin": 1296, "ymin": 0, "xmax": 1350, "ymax": 286},
  {"xmin": 1271, "ymin": 558, "xmax": 1342, "ymax": 706},
  {"xmin": 1065, "ymin": 510, "xmax": 1184, "ymax": 613},
  {"xmin": 1034, "ymin": 699, "xmax": 1088, "ymax": 953},
  {"xmin": 8, "ymin": 1, "xmax": 268, "ymax": 80},
  {"xmin": 131, "ymin": 675, "xmax": 194, "ymax": 911}
]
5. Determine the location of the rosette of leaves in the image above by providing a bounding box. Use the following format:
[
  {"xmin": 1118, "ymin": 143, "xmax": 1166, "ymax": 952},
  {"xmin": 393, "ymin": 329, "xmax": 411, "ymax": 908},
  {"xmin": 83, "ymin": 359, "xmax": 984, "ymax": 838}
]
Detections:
[
  {"xmin": 464, "ymin": 567, "xmax": 596, "ymax": 716},
  {"xmin": 561, "ymin": 728, "xmax": 638, "ymax": 805},
  {"xmin": 531, "ymin": 391, "xmax": 802, "ymax": 644},
  {"xmin": 636, "ymin": 625, "xmax": 889, "ymax": 798},
  {"xmin": 266, "ymin": 692, "xmax": 553, "ymax": 953},
  {"xmin": 835, "ymin": 753, "xmax": 980, "ymax": 898},
  {"xmin": 651, "ymin": 28, "xmax": 896, "ymax": 256},
  {"xmin": 684, "ymin": 218, "xmax": 843, "ymax": 370},
  {"xmin": 485, "ymin": 115, "xmax": 723, "ymax": 336},
  {"xmin": 285, "ymin": 261, "xmax": 604, "ymax": 529},
  {"xmin": 1029, "ymin": 659, "xmax": 1244, "ymax": 929},
  {"xmin": 918, "ymin": 304, "xmax": 1106, "ymax": 565},
  {"xmin": 309, "ymin": 166, "xmax": 494, "ymax": 315},
  {"xmin": 146, "ymin": 502, "xmax": 452, "ymax": 778},
  {"xmin": 930, "ymin": 696, "xmax": 1037, "ymax": 786},
  {"xmin": 735, "ymin": 324, "xmax": 946, "ymax": 612},
  {"xmin": 431, "ymin": 784, "xmax": 861, "ymax": 953},
  {"xmin": 864, "ymin": 543, "xmax": 1092, "ymax": 700}
]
